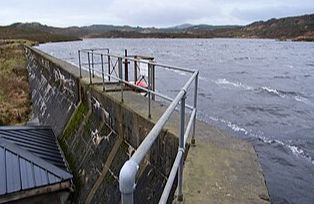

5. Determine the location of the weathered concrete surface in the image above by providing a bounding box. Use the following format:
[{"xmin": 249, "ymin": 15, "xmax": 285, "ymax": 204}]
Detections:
[
  {"xmin": 182, "ymin": 122, "xmax": 270, "ymax": 204},
  {"xmin": 25, "ymin": 46, "xmax": 84, "ymax": 137}
]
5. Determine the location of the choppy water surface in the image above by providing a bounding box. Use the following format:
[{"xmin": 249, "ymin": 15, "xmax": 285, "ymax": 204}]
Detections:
[{"xmin": 37, "ymin": 38, "xmax": 314, "ymax": 203}]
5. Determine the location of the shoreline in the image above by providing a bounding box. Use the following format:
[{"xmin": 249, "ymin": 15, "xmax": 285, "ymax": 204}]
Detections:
[{"xmin": 39, "ymin": 36, "xmax": 314, "ymax": 43}]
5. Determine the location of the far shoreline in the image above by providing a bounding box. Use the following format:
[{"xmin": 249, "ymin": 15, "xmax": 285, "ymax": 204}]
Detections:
[{"xmin": 36, "ymin": 36, "xmax": 313, "ymax": 46}]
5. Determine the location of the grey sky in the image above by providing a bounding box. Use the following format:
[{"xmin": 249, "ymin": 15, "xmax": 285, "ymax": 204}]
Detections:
[{"xmin": 0, "ymin": 0, "xmax": 313, "ymax": 27}]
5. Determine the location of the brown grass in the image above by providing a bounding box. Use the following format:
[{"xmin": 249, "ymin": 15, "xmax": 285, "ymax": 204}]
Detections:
[{"xmin": 0, "ymin": 40, "xmax": 32, "ymax": 125}]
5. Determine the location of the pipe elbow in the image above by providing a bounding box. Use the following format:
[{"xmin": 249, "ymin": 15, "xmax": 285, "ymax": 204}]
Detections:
[{"xmin": 119, "ymin": 160, "xmax": 139, "ymax": 194}]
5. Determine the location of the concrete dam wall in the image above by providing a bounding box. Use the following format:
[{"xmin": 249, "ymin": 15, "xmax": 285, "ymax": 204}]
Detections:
[
  {"xmin": 25, "ymin": 46, "xmax": 269, "ymax": 204},
  {"xmin": 25, "ymin": 47, "xmax": 179, "ymax": 203},
  {"xmin": 26, "ymin": 47, "xmax": 80, "ymax": 137}
]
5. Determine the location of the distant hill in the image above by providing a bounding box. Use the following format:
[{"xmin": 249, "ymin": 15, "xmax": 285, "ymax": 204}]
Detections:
[
  {"xmin": 233, "ymin": 14, "xmax": 314, "ymax": 41},
  {"xmin": 0, "ymin": 13, "xmax": 313, "ymax": 42},
  {"xmin": 169, "ymin": 24, "xmax": 194, "ymax": 29},
  {"xmin": 0, "ymin": 23, "xmax": 80, "ymax": 43},
  {"xmin": 170, "ymin": 14, "xmax": 314, "ymax": 41}
]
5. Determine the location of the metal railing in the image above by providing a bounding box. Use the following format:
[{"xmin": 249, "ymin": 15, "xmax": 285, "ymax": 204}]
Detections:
[{"xmin": 78, "ymin": 48, "xmax": 198, "ymax": 204}]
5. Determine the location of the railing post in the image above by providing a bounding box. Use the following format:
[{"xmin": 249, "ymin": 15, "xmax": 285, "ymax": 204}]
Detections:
[
  {"xmin": 148, "ymin": 63, "xmax": 151, "ymax": 90},
  {"xmin": 125, "ymin": 49, "xmax": 129, "ymax": 81},
  {"xmin": 191, "ymin": 72, "xmax": 198, "ymax": 145},
  {"xmin": 108, "ymin": 55, "xmax": 111, "ymax": 82},
  {"xmin": 91, "ymin": 50, "xmax": 95, "ymax": 78},
  {"xmin": 178, "ymin": 93, "xmax": 186, "ymax": 202},
  {"xmin": 118, "ymin": 57, "xmax": 123, "ymax": 79},
  {"xmin": 118, "ymin": 57, "xmax": 124, "ymax": 102},
  {"xmin": 78, "ymin": 50, "xmax": 82, "ymax": 78},
  {"xmin": 121, "ymin": 79, "xmax": 124, "ymax": 103},
  {"xmin": 88, "ymin": 52, "xmax": 92, "ymax": 85},
  {"xmin": 152, "ymin": 64, "xmax": 156, "ymax": 100},
  {"xmin": 101, "ymin": 54, "xmax": 105, "ymax": 92},
  {"xmin": 148, "ymin": 63, "xmax": 152, "ymax": 118},
  {"xmin": 148, "ymin": 91, "xmax": 151, "ymax": 118},
  {"xmin": 134, "ymin": 57, "xmax": 138, "ymax": 83}
]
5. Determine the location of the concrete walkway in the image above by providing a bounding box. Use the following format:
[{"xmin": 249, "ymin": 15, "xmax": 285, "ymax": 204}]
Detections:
[{"xmin": 182, "ymin": 121, "xmax": 270, "ymax": 203}]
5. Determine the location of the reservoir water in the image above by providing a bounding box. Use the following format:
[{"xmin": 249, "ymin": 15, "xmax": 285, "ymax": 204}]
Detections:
[{"xmin": 37, "ymin": 38, "xmax": 314, "ymax": 204}]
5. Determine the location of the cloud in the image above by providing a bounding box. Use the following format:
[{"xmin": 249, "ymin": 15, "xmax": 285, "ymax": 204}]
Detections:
[
  {"xmin": 106, "ymin": 0, "xmax": 223, "ymax": 26},
  {"xmin": 230, "ymin": 1, "xmax": 314, "ymax": 22},
  {"xmin": 0, "ymin": 0, "xmax": 313, "ymax": 27}
]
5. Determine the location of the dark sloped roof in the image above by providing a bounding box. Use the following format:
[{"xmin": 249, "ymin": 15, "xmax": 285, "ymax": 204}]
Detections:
[
  {"xmin": 0, "ymin": 126, "xmax": 66, "ymax": 170},
  {"xmin": 0, "ymin": 126, "xmax": 72, "ymax": 196}
]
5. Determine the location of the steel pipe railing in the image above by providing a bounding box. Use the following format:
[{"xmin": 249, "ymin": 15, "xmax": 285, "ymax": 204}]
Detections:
[
  {"xmin": 159, "ymin": 150, "xmax": 184, "ymax": 204},
  {"xmin": 87, "ymin": 52, "xmax": 92, "ymax": 84},
  {"xmin": 78, "ymin": 50, "xmax": 82, "ymax": 78},
  {"xmin": 177, "ymin": 93, "xmax": 186, "ymax": 201},
  {"xmin": 192, "ymin": 73, "xmax": 198, "ymax": 145},
  {"xmin": 78, "ymin": 48, "xmax": 199, "ymax": 204},
  {"xmin": 184, "ymin": 108, "xmax": 196, "ymax": 145},
  {"xmin": 81, "ymin": 62, "xmax": 108, "ymax": 66},
  {"xmin": 159, "ymin": 107, "xmax": 195, "ymax": 204},
  {"xmin": 90, "ymin": 53, "xmax": 195, "ymax": 108},
  {"xmin": 132, "ymin": 89, "xmax": 186, "ymax": 164},
  {"xmin": 101, "ymin": 54, "xmax": 105, "ymax": 91},
  {"xmin": 80, "ymin": 49, "xmax": 195, "ymax": 74}
]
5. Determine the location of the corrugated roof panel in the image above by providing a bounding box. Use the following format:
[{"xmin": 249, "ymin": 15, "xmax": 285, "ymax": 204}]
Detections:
[
  {"xmin": 34, "ymin": 165, "xmax": 48, "ymax": 187},
  {"xmin": 20, "ymin": 158, "xmax": 35, "ymax": 190},
  {"xmin": 48, "ymin": 173, "xmax": 60, "ymax": 184},
  {"xmin": 6, "ymin": 151, "xmax": 21, "ymax": 193},
  {"xmin": 0, "ymin": 147, "xmax": 6, "ymax": 195},
  {"xmin": 0, "ymin": 127, "xmax": 67, "ymax": 170},
  {"xmin": 1, "ymin": 138, "xmax": 60, "ymax": 156},
  {"xmin": 0, "ymin": 127, "xmax": 73, "ymax": 197},
  {"xmin": 1, "ymin": 130, "xmax": 55, "ymax": 144},
  {"xmin": 0, "ymin": 131, "xmax": 60, "ymax": 152},
  {"xmin": 19, "ymin": 129, "xmax": 53, "ymax": 140},
  {"xmin": 1, "ymin": 135, "xmax": 59, "ymax": 153}
]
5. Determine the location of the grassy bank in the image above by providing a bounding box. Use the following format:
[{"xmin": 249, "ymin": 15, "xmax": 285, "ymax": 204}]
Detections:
[{"xmin": 0, "ymin": 40, "xmax": 32, "ymax": 125}]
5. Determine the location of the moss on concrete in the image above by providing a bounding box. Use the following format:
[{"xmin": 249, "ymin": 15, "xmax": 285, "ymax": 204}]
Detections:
[
  {"xmin": 58, "ymin": 101, "xmax": 89, "ymax": 203},
  {"xmin": 62, "ymin": 102, "xmax": 88, "ymax": 140}
]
